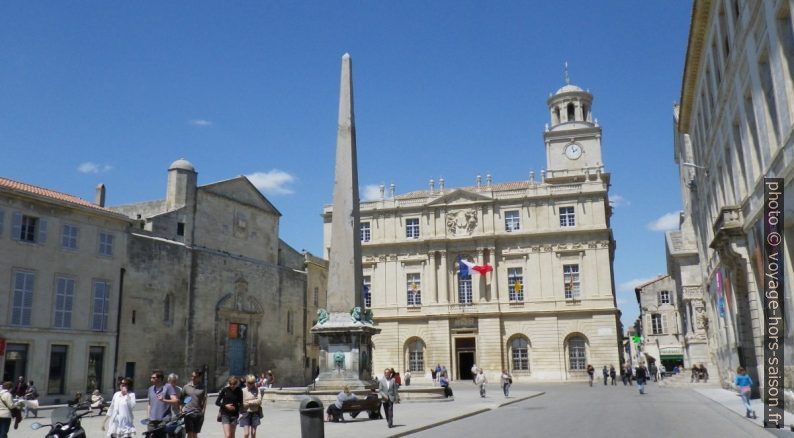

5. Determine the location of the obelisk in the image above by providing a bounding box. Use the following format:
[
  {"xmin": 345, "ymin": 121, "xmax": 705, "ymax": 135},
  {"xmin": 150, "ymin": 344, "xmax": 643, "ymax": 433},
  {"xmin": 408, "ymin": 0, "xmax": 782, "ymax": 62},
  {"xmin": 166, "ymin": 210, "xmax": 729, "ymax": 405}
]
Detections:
[
  {"xmin": 327, "ymin": 52, "xmax": 363, "ymax": 313},
  {"xmin": 311, "ymin": 53, "xmax": 380, "ymax": 390}
]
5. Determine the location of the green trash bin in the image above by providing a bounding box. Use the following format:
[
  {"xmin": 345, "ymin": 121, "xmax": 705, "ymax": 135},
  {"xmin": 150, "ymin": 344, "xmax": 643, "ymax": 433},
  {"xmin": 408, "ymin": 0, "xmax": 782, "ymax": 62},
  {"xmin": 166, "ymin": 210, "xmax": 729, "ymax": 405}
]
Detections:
[{"xmin": 299, "ymin": 396, "xmax": 324, "ymax": 438}]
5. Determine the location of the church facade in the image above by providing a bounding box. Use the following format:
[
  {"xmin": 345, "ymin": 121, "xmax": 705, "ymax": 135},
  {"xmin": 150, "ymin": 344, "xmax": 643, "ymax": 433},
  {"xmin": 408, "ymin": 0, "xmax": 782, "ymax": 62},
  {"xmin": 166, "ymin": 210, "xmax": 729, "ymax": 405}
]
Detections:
[
  {"xmin": 112, "ymin": 159, "xmax": 312, "ymax": 391},
  {"xmin": 324, "ymin": 81, "xmax": 622, "ymax": 382}
]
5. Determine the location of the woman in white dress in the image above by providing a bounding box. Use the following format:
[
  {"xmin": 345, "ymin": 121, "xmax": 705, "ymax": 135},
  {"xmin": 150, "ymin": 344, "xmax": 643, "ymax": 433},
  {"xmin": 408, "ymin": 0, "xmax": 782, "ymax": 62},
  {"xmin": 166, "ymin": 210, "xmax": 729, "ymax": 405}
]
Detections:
[{"xmin": 102, "ymin": 378, "xmax": 136, "ymax": 437}]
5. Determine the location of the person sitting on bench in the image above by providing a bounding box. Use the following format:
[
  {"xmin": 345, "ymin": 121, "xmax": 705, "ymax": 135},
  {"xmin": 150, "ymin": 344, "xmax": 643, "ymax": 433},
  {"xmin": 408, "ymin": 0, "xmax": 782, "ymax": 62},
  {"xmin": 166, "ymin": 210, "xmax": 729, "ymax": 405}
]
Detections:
[{"xmin": 326, "ymin": 386, "xmax": 357, "ymax": 422}]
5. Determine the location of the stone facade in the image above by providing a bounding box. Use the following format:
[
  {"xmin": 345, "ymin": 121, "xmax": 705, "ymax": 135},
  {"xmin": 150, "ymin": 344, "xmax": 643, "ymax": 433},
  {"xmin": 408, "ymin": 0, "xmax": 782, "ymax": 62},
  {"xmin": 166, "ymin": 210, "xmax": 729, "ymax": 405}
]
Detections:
[
  {"xmin": 304, "ymin": 252, "xmax": 329, "ymax": 379},
  {"xmin": 673, "ymin": 0, "xmax": 794, "ymax": 411},
  {"xmin": 324, "ymin": 81, "xmax": 622, "ymax": 383},
  {"xmin": 112, "ymin": 160, "xmax": 311, "ymax": 392},
  {"xmin": 634, "ymin": 275, "xmax": 700, "ymax": 370},
  {"xmin": 0, "ymin": 178, "xmax": 131, "ymax": 403}
]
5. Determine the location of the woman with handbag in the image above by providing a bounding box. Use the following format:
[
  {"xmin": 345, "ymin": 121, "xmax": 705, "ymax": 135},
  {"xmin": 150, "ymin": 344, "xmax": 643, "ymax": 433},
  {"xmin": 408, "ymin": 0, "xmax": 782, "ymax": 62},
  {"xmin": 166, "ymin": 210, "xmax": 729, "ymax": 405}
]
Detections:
[
  {"xmin": 734, "ymin": 367, "xmax": 756, "ymax": 419},
  {"xmin": 240, "ymin": 375, "xmax": 263, "ymax": 438},
  {"xmin": 216, "ymin": 376, "xmax": 243, "ymax": 438}
]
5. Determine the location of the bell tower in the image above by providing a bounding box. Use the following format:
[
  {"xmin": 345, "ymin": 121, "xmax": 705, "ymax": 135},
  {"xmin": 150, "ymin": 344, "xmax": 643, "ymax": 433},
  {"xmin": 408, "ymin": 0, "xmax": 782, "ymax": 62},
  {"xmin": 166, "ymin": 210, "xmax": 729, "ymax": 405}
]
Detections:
[{"xmin": 544, "ymin": 63, "xmax": 604, "ymax": 182}]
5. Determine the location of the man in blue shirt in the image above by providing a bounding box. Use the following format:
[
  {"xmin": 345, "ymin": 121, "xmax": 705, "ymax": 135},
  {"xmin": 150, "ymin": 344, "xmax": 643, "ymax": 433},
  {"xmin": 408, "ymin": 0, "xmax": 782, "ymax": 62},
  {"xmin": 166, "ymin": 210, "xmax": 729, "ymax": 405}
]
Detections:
[{"xmin": 147, "ymin": 370, "xmax": 178, "ymax": 437}]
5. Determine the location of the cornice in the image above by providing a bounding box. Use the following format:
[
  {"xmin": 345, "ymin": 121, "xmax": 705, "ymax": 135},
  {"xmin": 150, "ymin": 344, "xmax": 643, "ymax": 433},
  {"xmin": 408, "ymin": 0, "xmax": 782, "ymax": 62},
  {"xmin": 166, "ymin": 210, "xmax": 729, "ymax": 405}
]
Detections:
[{"xmin": 679, "ymin": 0, "xmax": 712, "ymax": 133}]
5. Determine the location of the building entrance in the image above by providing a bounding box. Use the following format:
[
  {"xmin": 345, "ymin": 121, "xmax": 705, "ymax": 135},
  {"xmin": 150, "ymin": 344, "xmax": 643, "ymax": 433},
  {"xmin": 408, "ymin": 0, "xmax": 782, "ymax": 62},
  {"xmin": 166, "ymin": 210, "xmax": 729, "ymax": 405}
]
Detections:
[{"xmin": 455, "ymin": 337, "xmax": 476, "ymax": 381}]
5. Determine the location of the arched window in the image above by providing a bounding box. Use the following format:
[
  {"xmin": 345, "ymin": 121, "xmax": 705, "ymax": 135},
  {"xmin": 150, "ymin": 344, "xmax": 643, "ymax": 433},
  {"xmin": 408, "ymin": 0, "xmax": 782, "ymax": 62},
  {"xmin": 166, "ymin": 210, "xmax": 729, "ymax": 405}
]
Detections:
[
  {"xmin": 406, "ymin": 339, "xmax": 425, "ymax": 372},
  {"xmin": 510, "ymin": 337, "xmax": 529, "ymax": 371},
  {"xmin": 582, "ymin": 104, "xmax": 589, "ymax": 121},
  {"xmin": 567, "ymin": 103, "xmax": 576, "ymax": 121},
  {"xmin": 567, "ymin": 335, "xmax": 587, "ymax": 370},
  {"xmin": 554, "ymin": 107, "xmax": 561, "ymax": 124}
]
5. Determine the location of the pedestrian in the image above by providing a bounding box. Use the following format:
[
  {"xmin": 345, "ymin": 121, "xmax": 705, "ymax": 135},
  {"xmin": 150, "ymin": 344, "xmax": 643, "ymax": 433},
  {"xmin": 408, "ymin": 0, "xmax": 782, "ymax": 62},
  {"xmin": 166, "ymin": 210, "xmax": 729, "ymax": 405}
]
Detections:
[
  {"xmin": 620, "ymin": 366, "xmax": 627, "ymax": 386},
  {"xmin": 102, "ymin": 377, "xmax": 136, "ymax": 438},
  {"xmin": 147, "ymin": 370, "xmax": 178, "ymax": 437},
  {"xmin": 734, "ymin": 367, "xmax": 756, "ymax": 419},
  {"xmin": 430, "ymin": 368, "xmax": 437, "ymax": 386},
  {"xmin": 265, "ymin": 370, "xmax": 275, "ymax": 389},
  {"xmin": 659, "ymin": 364, "xmax": 666, "ymax": 380},
  {"xmin": 441, "ymin": 366, "xmax": 448, "ymax": 379},
  {"xmin": 649, "ymin": 363, "xmax": 658, "ymax": 382},
  {"xmin": 625, "ymin": 364, "xmax": 633, "ymax": 386},
  {"xmin": 404, "ymin": 370, "xmax": 411, "ymax": 386},
  {"xmin": 378, "ymin": 368, "xmax": 398, "ymax": 428},
  {"xmin": 690, "ymin": 365, "xmax": 699, "ymax": 383},
  {"xmin": 471, "ymin": 364, "xmax": 478, "ymax": 384},
  {"xmin": 90, "ymin": 389, "xmax": 105, "ymax": 414},
  {"xmin": 0, "ymin": 381, "xmax": 15, "ymax": 438},
  {"xmin": 586, "ymin": 364, "xmax": 594, "ymax": 387},
  {"xmin": 636, "ymin": 363, "xmax": 648, "ymax": 394},
  {"xmin": 500, "ymin": 369, "xmax": 512, "ymax": 398},
  {"xmin": 326, "ymin": 385, "xmax": 357, "ymax": 422},
  {"xmin": 182, "ymin": 369, "xmax": 207, "ymax": 438},
  {"xmin": 609, "ymin": 365, "xmax": 617, "ymax": 386},
  {"xmin": 216, "ymin": 376, "xmax": 243, "ymax": 438},
  {"xmin": 23, "ymin": 381, "xmax": 39, "ymax": 418},
  {"xmin": 701, "ymin": 364, "xmax": 709, "ymax": 383},
  {"xmin": 12, "ymin": 377, "xmax": 27, "ymax": 399},
  {"xmin": 240, "ymin": 375, "xmax": 263, "ymax": 438},
  {"xmin": 602, "ymin": 366, "xmax": 609, "ymax": 386},
  {"xmin": 439, "ymin": 375, "xmax": 453, "ymax": 398},
  {"xmin": 475, "ymin": 368, "xmax": 487, "ymax": 397},
  {"xmin": 166, "ymin": 373, "xmax": 183, "ymax": 418}
]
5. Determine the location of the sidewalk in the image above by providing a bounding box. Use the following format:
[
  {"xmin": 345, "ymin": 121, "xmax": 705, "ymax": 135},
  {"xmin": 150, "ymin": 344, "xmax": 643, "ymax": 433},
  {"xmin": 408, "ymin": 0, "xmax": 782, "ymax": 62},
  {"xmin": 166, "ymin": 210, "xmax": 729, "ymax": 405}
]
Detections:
[
  {"xmin": 693, "ymin": 388, "xmax": 793, "ymax": 431},
  {"xmin": 25, "ymin": 383, "xmax": 544, "ymax": 438}
]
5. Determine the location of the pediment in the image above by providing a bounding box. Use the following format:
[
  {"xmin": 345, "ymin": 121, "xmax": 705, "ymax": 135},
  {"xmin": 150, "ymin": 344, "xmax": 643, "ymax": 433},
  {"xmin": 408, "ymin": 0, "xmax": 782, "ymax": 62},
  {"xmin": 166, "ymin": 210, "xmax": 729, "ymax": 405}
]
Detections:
[
  {"xmin": 427, "ymin": 189, "xmax": 492, "ymax": 206},
  {"xmin": 200, "ymin": 177, "xmax": 282, "ymax": 216}
]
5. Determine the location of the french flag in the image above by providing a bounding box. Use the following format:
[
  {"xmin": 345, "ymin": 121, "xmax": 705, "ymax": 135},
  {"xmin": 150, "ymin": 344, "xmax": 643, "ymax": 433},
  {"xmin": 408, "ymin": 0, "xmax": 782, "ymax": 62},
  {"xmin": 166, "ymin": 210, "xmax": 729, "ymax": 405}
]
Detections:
[{"xmin": 458, "ymin": 256, "xmax": 493, "ymax": 276}]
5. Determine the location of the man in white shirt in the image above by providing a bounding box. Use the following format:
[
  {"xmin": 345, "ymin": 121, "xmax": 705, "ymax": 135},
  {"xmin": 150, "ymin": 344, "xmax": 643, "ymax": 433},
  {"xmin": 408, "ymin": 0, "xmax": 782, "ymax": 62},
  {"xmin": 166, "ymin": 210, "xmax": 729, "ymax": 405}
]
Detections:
[{"xmin": 378, "ymin": 369, "xmax": 398, "ymax": 428}]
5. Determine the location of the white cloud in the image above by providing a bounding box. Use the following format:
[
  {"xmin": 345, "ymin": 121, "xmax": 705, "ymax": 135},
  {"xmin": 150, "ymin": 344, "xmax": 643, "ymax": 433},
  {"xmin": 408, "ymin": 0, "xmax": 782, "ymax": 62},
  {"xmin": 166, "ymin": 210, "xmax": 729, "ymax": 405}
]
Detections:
[
  {"xmin": 609, "ymin": 194, "xmax": 630, "ymax": 207},
  {"xmin": 617, "ymin": 277, "xmax": 660, "ymax": 293},
  {"xmin": 361, "ymin": 184, "xmax": 382, "ymax": 201},
  {"xmin": 188, "ymin": 119, "xmax": 212, "ymax": 127},
  {"xmin": 616, "ymin": 298, "xmax": 628, "ymax": 306},
  {"xmin": 246, "ymin": 170, "xmax": 296, "ymax": 195},
  {"xmin": 647, "ymin": 211, "xmax": 680, "ymax": 232},
  {"xmin": 77, "ymin": 162, "xmax": 113, "ymax": 174}
]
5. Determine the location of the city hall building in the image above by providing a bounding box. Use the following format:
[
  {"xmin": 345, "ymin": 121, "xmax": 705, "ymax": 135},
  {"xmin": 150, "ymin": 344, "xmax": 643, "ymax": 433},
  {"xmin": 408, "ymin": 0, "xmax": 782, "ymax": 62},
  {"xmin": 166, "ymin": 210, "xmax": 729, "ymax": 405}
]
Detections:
[{"xmin": 324, "ymin": 81, "xmax": 622, "ymax": 382}]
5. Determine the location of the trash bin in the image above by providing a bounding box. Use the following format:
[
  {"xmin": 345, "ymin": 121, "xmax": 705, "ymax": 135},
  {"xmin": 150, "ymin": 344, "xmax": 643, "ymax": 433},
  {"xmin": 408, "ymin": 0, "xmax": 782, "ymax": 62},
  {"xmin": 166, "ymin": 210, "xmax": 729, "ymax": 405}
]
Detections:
[{"xmin": 299, "ymin": 396, "xmax": 324, "ymax": 438}]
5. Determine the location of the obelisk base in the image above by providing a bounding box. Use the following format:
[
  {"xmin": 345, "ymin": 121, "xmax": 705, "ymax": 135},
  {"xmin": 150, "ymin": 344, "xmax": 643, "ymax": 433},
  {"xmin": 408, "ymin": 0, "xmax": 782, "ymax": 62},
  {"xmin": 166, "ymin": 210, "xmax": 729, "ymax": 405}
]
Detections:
[{"xmin": 310, "ymin": 312, "xmax": 381, "ymax": 390}]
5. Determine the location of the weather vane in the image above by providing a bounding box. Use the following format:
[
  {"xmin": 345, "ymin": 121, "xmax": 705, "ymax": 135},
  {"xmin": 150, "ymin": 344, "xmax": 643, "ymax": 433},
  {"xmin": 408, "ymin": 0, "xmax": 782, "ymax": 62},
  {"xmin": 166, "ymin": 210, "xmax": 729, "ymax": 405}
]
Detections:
[{"xmin": 564, "ymin": 61, "xmax": 570, "ymax": 85}]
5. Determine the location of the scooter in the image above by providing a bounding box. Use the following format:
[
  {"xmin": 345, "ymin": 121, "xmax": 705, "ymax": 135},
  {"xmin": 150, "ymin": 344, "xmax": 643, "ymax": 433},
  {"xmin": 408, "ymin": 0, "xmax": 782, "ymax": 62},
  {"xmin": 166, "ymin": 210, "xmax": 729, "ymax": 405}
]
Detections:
[
  {"xmin": 30, "ymin": 402, "xmax": 92, "ymax": 438},
  {"xmin": 140, "ymin": 396, "xmax": 192, "ymax": 438}
]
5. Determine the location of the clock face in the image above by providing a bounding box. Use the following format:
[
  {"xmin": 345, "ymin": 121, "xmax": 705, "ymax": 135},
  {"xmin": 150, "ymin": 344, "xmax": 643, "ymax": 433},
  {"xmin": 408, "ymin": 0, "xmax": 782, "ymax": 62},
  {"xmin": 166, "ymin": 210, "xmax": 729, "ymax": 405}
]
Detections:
[{"xmin": 565, "ymin": 143, "xmax": 582, "ymax": 160}]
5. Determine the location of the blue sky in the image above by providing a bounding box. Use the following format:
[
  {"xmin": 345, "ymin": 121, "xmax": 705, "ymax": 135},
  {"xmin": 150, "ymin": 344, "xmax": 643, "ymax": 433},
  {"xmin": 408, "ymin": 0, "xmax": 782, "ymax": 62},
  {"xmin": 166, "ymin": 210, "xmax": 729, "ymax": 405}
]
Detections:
[{"xmin": 0, "ymin": 1, "xmax": 692, "ymax": 331}]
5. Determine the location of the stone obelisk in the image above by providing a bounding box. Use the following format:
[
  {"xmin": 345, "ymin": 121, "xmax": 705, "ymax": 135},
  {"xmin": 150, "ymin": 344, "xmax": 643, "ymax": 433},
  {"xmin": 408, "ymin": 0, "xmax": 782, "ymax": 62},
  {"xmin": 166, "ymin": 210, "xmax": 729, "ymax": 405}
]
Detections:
[{"xmin": 311, "ymin": 53, "xmax": 380, "ymax": 390}]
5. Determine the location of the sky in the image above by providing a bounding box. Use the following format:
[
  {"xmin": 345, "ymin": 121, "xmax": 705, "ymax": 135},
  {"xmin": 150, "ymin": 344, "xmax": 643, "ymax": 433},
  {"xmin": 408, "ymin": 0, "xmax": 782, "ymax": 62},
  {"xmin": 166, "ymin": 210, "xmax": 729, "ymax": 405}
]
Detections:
[{"xmin": 0, "ymin": 1, "xmax": 692, "ymax": 332}]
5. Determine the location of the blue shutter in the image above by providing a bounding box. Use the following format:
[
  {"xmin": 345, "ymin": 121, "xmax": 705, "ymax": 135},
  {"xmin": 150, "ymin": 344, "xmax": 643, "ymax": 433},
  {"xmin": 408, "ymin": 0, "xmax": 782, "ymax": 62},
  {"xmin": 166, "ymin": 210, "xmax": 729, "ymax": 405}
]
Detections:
[
  {"xmin": 11, "ymin": 212, "xmax": 22, "ymax": 241},
  {"xmin": 37, "ymin": 219, "xmax": 47, "ymax": 244}
]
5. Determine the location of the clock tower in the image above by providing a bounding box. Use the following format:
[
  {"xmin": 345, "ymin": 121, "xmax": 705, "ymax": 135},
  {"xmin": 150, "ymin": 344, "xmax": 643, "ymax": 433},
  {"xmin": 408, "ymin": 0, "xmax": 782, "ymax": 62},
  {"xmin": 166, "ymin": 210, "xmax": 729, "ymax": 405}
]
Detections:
[{"xmin": 544, "ymin": 67, "xmax": 603, "ymax": 182}]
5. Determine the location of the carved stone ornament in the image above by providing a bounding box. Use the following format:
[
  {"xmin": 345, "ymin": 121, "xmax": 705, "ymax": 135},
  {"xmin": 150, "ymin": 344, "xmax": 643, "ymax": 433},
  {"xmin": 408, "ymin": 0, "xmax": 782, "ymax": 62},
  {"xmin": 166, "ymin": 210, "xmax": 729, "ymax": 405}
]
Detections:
[
  {"xmin": 446, "ymin": 209, "xmax": 478, "ymax": 236},
  {"xmin": 695, "ymin": 306, "xmax": 708, "ymax": 331}
]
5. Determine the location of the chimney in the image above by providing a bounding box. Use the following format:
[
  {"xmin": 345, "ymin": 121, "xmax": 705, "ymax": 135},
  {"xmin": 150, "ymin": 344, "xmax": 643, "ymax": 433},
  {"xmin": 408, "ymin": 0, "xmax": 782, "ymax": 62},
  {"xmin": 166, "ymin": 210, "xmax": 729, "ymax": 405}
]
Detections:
[
  {"xmin": 476, "ymin": 175, "xmax": 481, "ymax": 189},
  {"xmin": 379, "ymin": 184, "xmax": 385, "ymax": 200},
  {"xmin": 429, "ymin": 178, "xmax": 435, "ymax": 194},
  {"xmin": 95, "ymin": 183, "xmax": 106, "ymax": 207},
  {"xmin": 541, "ymin": 169, "xmax": 546, "ymax": 182},
  {"xmin": 438, "ymin": 177, "xmax": 445, "ymax": 193},
  {"xmin": 529, "ymin": 170, "xmax": 535, "ymax": 184},
  {"xmin": 486, "ymin": 174, "xmax": 492, "ymax": 187},
  {"xmin": 389, "ymin": 183, "xmax": 396, "ymax": 199}
]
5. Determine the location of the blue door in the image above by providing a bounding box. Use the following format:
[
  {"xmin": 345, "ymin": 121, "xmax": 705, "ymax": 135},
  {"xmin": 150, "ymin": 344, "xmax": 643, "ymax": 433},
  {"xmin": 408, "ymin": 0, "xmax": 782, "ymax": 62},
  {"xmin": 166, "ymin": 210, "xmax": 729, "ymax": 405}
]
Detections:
[{"xmin": 228, "ymin": 339, "xmax": 246, "ymax": 376}]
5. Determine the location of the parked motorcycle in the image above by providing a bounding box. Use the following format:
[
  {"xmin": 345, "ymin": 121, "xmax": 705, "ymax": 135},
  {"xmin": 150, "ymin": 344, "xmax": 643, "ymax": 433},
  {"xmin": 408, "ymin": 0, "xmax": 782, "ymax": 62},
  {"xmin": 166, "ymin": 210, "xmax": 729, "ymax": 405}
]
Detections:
[{"xmin": 30, "ymin": 403, "xmax": 92, "ymax": 438}]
